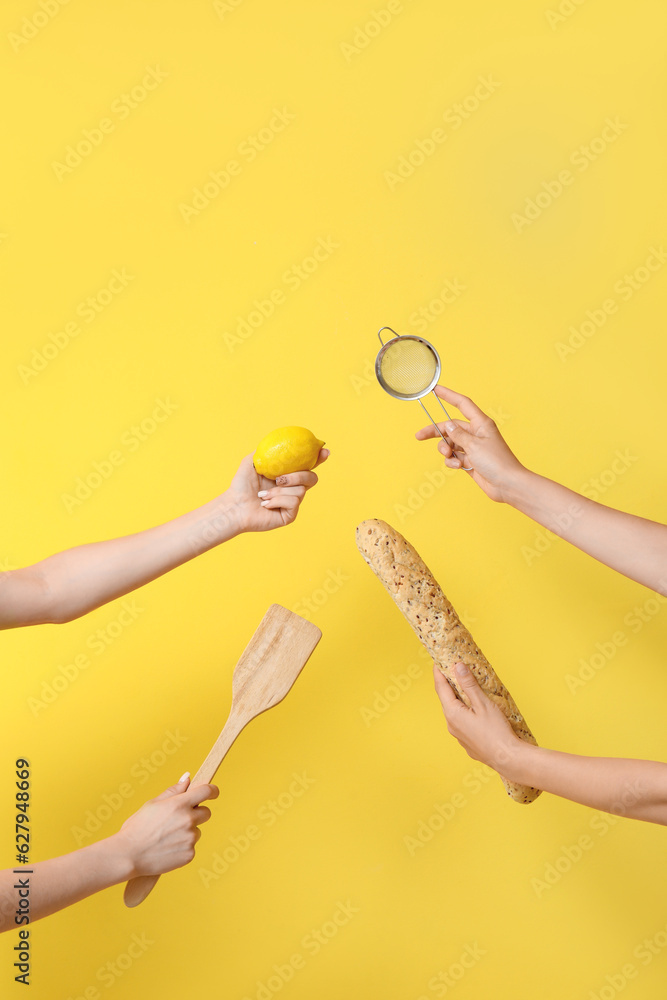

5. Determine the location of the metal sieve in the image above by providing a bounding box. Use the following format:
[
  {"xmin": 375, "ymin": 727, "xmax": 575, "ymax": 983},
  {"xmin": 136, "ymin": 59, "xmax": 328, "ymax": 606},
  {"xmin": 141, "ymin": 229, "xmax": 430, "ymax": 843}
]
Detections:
[{"xmin": 375, "ymin": 327, "xmax": 472, "ymax": 471}]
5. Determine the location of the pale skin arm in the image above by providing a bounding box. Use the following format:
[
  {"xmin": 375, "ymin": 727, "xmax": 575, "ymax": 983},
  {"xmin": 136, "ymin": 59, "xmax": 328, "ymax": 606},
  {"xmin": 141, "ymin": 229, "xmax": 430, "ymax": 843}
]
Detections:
[
  {"xmin": 435, "ymin": 663, "xmax": 667, "ymax": 825},
  {"xmin": 416, "ymin": 386, "xmax": 667, "ymax": 595},
  {"xmin": 0, "ymin": 775, "xmax": 218, "ymax": 932},
  {"xmin": 0, "ymin": 450, "xmax": 329, "ymax": 629}
]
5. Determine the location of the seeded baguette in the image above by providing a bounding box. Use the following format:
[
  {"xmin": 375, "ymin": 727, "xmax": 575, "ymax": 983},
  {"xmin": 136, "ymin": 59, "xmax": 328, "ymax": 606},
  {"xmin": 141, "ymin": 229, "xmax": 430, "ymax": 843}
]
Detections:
[{"xmin": 356, "ymin": 518, "xmax": 541, "ymax": 804}]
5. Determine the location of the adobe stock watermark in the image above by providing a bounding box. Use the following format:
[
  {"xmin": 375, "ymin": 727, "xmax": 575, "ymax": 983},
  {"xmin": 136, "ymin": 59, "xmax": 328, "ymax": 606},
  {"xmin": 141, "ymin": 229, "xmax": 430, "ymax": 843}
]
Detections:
[
  {"xmin": 404, "ymin": 763, "xmax": 495, "ymax": 856},
  {"xmin": 407, "ymin": 279, "xmax": 467, "ymax": 333},
  {"xmin": 565, "ymin": 585, "xmax": 667, "ymax": 695},
  {"xmin": 588, "ymin": 919, "xmax": 667, "ymax": 1000},
  {"xmin": 555, "ymin": 246, "xmax": 667, "ymax": 360},
  {"xmin": 530, "ymin": 778, "xmax": 645, "ymax": 899},
  {"xmin": 62, "ymin": 932, "xmax": 154, "ymax": 997},
  {"xmin": 521, "ymin": 449, "xmax": 639, "ymax": 566},
  {"xmin": 292, "ymin": 568, "xmax": 350, "ymax": 618},
  {"xmin": 360, "ymin": 646, "xmax": 432, "ymax": 726},
  {"xmin": 545, "ymin": 0, "xmax": 589, "ymax": 30},
  {"xmin": 70, "ymin": 729, "xmax": 189, "ymax": 846},
  {"xmin": 349, "ymin": 355, "xmax": 376, "ymax": 396},
  {"xmin": 60, "ymin": 397, "xmax": 179, "ymax": 513},
  {"xmin": 18, "ymin": 269, "xmax": 135, "ymax": 384},
  {"xmin": 415, "ymin": 942, "xmax": 486, "ymax": 999},
  {"xmin": 384, "ymin": 75, "xmax": 501, "ymax": 191},
  {"xmin": 511, "ymin": 117, "xmax": 629, "ymax": 232},
  {"xmin": 26, "ymin": 599, "xmax": 144, "ymax": 716},
  {"xmin": 240, "ymin": 900, "xmax": 359, "ymax": 1000},
  {"xmin": 393, "ymin": 466, "xmax": 453, "ymax": 523},
  {"xmin": 52, "ymin": 67, "xmax": 169, "ymax": 180},
  {"xmin": 198, "ymin": 771, "xmax": 316, "ymax": 887},
  {"xmin": 340, "ymin": 0, "xmax": 415, "ymax": 63},
  {"xmin": 360, "ymin": 626, "xmax": 478, "ymax": 727},
  {"xmin": 221, "ymin": 236, "xmax": 340, "ymax": 352},
  {"xmin": 213, "ymin": 0, "xmax": 247, "ymax": 18},
  {"xmin": 178, "ymin": 107, "xmax": 295, "ymax": 223},
  {"xmin": 8, "ymin": 0, "xmax": 72, "ymax": 53}
]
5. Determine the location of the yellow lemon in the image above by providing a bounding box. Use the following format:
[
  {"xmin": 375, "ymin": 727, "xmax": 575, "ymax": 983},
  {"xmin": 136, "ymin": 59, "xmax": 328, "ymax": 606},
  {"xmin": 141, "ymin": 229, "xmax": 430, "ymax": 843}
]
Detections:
[{"xmin": 253, "ymin": 426, "xmax": 325, "ymax": 479}]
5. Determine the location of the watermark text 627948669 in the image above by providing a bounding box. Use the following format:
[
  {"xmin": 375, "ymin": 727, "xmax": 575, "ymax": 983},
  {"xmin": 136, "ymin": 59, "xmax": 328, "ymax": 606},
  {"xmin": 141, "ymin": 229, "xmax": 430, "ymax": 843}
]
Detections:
[
  {"xmin": 12, "ymin": 758, "xmax": 32, "ymax": 985},
  {"xmin": 13, "ymin": 759, "xmax": 31, "ymax": 868}
]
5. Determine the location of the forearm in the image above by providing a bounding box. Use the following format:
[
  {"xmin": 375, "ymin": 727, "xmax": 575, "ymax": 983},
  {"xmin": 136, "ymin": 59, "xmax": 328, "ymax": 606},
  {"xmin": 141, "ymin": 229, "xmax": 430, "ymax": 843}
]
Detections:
[
  {"xmin": 502, "ymin": 742, "xmax": 667, "ymax": 825},
  {"xmin": 37, "ymin": 491, "xmax": 246, "ymax": 624},
  {"xmin": 506, "ymin": 469, "xmax": 667, "ymax": 594},
  {"xmin": 0, "ymin": 835, "xmax": 131, "ymax": 932}
]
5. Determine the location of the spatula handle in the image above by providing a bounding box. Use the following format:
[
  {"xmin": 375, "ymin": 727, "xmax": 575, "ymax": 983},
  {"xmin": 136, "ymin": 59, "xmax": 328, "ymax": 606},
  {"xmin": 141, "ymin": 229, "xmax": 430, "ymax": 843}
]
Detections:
[{"xmin": 123, "ymin": 714, "xmax": 245, "ymax": 908}]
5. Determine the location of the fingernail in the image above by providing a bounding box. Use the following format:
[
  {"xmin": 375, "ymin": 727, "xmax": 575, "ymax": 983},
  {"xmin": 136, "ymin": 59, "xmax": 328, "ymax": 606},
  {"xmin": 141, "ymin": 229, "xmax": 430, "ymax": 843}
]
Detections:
[
  {"xmin": 444, "ymin": 421, "xmax": 455, "ymax": 433},
  {"xmin": 178, "ymin": 771, "xmax": 190, "ymax": 783},
  {"xmin": 257, "ymin": 490, "xmax": 268, "ymax": 497},
  {"xmin": 260, "ymin": 500, "xmax": 270, "ymax": 507},
  {"xmin": 276, "ymin": 476, "xmax": 288, "ymax": 486},
  {"xmin": 456, "ymin": 663, "xmax": 468, "ymax": 677}
]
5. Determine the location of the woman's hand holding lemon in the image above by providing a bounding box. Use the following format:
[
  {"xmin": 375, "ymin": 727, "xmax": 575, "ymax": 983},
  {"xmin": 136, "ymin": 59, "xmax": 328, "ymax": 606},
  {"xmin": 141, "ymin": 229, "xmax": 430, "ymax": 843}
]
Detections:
[
  {"xmin": 226, "ymin": 427, "xmax": 328, "ymax": 533},
  {"xmin": 0, "ymin": 425, "xmax": 327, "ymax": 632}
]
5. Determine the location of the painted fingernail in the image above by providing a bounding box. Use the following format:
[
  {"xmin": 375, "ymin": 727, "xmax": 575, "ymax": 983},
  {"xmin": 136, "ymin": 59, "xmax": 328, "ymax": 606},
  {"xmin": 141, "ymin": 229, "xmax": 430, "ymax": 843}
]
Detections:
[
  {"xmin": 257, "ymin": 490, "xmax": 268, "ymax": 497},
  {"xmin": 276, "ymin": 476, "xmax": 288, "ymax": 486},
  {"xmin": 456, "ymin": 663, "xmax": 468, "ymax": 676},
  {"xmin": 260, "ymin": 500, "xmax": 270, "ymax": 507},
  {"xmin": 178, "ymin": 772, "xmax": 190, "ymax": 783}
]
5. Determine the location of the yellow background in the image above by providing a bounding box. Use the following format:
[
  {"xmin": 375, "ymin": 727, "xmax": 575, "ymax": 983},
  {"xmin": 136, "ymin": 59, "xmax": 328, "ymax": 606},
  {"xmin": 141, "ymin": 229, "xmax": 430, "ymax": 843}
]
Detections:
[{"xmin": 2, "ymin": 1, "xmax": 667, "ymax": 997}]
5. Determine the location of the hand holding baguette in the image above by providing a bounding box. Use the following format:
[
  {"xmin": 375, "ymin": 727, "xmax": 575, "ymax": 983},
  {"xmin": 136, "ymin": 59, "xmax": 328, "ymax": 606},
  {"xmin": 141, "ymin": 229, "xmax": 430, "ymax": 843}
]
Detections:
[
  {"xmin": 356, "ymin": 518, "xmax": 541, "ymax": 804},
  {"xmin": 433, "ymin": 661, "xmax": 530, "ymax": 782}
]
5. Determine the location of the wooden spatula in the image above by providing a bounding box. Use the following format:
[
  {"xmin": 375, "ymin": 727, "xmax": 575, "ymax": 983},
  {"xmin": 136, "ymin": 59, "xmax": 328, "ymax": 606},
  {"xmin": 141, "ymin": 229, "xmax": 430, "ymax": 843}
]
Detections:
[{"xmin": 123, "ymin": 604, "xmax": 321, "ymax": 907}]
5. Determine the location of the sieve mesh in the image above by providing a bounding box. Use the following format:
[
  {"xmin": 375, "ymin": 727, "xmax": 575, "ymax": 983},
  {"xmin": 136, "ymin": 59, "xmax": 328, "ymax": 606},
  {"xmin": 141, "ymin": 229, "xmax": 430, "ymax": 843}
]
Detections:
[{"xmin": 379, "ymin": 338, "xmax": 438, "ymax": 395}]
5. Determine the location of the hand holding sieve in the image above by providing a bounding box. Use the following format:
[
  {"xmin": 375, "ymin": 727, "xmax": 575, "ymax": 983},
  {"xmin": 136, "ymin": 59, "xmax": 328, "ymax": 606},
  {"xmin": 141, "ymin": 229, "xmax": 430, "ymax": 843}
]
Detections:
[{"xmin": 375, "ymin": 327, "xmax": 473, "ymax": 471}]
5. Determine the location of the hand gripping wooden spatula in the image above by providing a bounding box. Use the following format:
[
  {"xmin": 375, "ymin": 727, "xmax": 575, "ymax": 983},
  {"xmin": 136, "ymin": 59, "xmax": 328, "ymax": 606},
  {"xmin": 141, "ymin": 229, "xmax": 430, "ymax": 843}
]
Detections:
[{"xmin": 123, "ymin": 604, "xmax": 321, "ymax": 907}]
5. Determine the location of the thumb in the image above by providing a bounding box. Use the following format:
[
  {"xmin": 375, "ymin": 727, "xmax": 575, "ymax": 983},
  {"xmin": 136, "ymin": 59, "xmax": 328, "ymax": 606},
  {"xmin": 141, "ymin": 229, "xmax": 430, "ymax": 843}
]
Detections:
[
  {"xmin": 444, "ymin": 420, "xmax": 472, "ymax": 446},
  {"xmin": 154, "ymin": 771, "xmax": 191, "ymax": 800},
  {"xmin": 453, "ymin": 663, "xmax": 483, "ymax": 705}
]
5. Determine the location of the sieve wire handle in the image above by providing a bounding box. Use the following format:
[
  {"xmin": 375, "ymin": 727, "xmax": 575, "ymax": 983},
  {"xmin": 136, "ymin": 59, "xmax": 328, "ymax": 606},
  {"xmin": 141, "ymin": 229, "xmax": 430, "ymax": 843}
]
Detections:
[
  {"xmin": 419, "ymin": 394, "xmax": 473, "ymax": 472},
  {"xmin": 377, "ymin": 326, "xmax": 399, "ymax": 347}
]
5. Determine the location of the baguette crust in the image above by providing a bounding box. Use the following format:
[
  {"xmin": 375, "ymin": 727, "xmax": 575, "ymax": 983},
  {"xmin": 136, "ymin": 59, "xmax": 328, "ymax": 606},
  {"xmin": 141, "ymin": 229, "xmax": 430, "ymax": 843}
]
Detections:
[{"xmin": 356, "ymin": 518, "xmax": 541, "ymax": 804}]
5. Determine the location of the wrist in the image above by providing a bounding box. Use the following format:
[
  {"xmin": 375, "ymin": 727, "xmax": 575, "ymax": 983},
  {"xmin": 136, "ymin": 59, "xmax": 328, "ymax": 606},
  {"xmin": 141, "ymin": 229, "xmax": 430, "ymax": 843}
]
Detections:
[
  {"xmin": 491, "ymin": 734, "xmax": 536, "ymax": 785},
  {"xmin": 211, "ymin": 490, "xmax": 248, "ymax": 536},
  {"xmin": 188, "ymin": 491, "xmax": 247, "ymax": 552},
  {"xmin": 86, "ymin": 833, "xmax": 136, "ymax": 884},
  {"xmin": 498, "ymin": 465, "xmax": 537, "ymax": 509}
]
